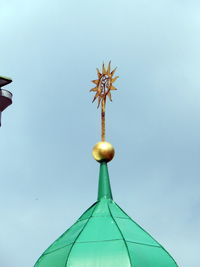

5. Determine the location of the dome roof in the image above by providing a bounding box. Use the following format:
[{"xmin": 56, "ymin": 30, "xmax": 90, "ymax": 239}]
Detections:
[{"xmin": 34, "ymin": 162, "xmax": 178, "ymax": 267}]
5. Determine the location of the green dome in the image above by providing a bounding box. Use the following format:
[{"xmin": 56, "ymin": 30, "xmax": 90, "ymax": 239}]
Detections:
[{"xmin": 34, "ymin": 162, "xmax": 178, "ymax": 267}]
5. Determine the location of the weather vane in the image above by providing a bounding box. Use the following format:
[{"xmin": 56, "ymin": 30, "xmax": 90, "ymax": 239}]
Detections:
[{"xmin": 90, "ymin": 61, "xmax": 119, "ymax": 163}]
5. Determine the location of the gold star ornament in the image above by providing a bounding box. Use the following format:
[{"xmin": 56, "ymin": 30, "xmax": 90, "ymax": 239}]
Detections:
[{"xmin": 90, "ymin": 61, "xmax": 119, "ymax": 108}]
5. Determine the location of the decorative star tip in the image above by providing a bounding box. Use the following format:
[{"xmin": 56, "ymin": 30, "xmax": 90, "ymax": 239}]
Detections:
[{"xmin": 90, "ymin": 61, "xmax": 119, "ymax": 108}]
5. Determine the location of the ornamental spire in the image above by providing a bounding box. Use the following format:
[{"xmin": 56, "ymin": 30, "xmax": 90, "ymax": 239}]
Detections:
[{"xmin": 90, "ymin": 62, "xmax": 119, "ymax": 163}]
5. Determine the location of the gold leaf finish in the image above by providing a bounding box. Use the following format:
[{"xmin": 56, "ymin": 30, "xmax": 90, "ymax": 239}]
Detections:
[
  {"xmin": 90, "ymin": 61, "xmax": 118, "ymax": 108},
  {"xmin": 92, "ymin": 141, "xmax": 115, "ymax": 162},
  {"xmin": 90, "ymin": 62, "xmax": 118, "ymax": 162}
]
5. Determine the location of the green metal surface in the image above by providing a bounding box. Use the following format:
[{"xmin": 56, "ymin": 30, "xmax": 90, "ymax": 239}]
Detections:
[
  {"xmin": 97, "ymin": 162, "xmax": 113, "ymax": 201},
  {"xmin": 34, "ymin": 162, "xmax": 178, "ymax": 266}
]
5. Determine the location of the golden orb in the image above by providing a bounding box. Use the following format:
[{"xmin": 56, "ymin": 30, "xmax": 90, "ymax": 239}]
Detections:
[{"xmin": 92, "ymin": 141, "xmax": 115, "ymax": 162}]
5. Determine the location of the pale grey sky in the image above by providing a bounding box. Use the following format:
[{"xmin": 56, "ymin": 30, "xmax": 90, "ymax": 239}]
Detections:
[{"xmin": 1, "ymin": 1, "xmax": 200, "ymax": 266}]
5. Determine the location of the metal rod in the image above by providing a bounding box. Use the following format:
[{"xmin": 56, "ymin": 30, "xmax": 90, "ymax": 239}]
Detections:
[{"xmin": 101, "ymin": 98, "xmax": 106, "ymax": 141}]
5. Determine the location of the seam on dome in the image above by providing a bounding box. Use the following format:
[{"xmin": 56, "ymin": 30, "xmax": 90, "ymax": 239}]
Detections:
[
  {"xmin": 107, "ymin": 202, "xmax": 132, "ymax": 267},
  {"xmin": 43, "ymin": 238, "xmax": 162, "ymax": 257},
  {"xmin": 76, "ymin": 238, "xmax": 122, "ymax": 244},
  {"xmin": 64, "ymin": 202, "xmax": 99, "ymax": 267},
  {"xmin": 43, "ymin": 243, "xmax": 73, "ymax": 256},
  {"xmin": 44, "ymin": 238, "xmax": 125, "ymax": 256},
  {"xmin": 40, "ymin": 218, "xmax": 90, "ymax": 257},
  {"xmin": 126, "ymin": 240, "xmax": 160, "ymax": 247},
  {"xmin": 116, "ymin": 203, "xmax": 160, "ymax": 244},
  {"xmin": 115, "ymin": 203, "xmax": 179, "ymax": 267},
  {"xmin": 77, "ymin": 215, "xmax": 129, "ymax": 222},
  {"xmin": 33, "ymin": 214, "xmax": 91, "ymax": 267},
  {"xmin": 77, "ymin": 202, "xmax": 97, "ymax": 221},
  {"xmin": 38, "ymin": 203, "xmax": 98, "ymax": 262}
]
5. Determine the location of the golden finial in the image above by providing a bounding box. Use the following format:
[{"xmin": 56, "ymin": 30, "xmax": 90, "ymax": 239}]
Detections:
[{"xmin": 90, "ymin": 61, "xmax": 119, "ymax": 162}]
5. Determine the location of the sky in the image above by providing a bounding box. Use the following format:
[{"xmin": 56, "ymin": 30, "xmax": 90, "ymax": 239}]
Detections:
[{"xmin": 1, "ymin": 0, "xmax": 200, "ymax": 266}]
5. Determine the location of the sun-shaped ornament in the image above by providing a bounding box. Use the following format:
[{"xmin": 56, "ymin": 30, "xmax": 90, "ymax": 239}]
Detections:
[
  {"xmin": 90, "ymin": 61, "xmax": 119, "ymax": 108},
  {"xmin": 90, "ymin": 62, "xmax": 119, "ymax": 144}
]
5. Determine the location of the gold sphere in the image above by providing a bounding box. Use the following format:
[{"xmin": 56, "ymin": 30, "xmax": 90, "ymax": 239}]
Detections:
[{"xmin": 92, "ymin": 141, "xmax": 115, "ymax": 162}]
